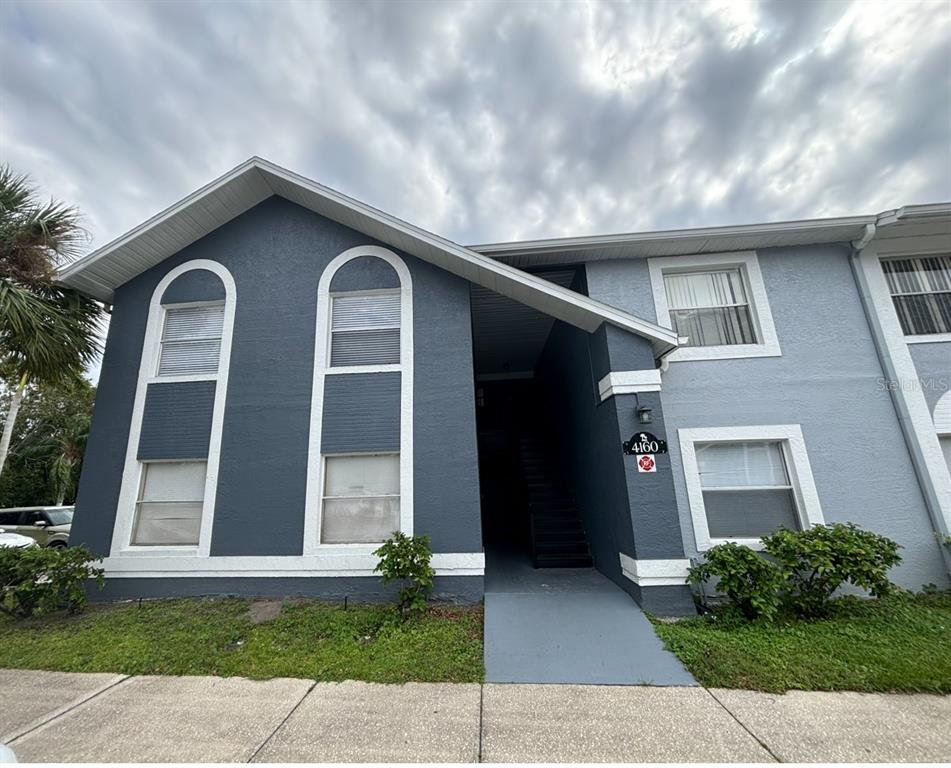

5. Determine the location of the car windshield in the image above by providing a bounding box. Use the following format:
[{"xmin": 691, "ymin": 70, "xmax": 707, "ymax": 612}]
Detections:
[{"xmin": 46, "ymin": 509, "xmax": 73, "ymax": 526}]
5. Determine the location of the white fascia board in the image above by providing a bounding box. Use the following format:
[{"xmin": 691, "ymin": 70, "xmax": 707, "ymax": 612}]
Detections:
[
  {"xmin": 58, "ymin": 158, "xmax": 677, "ymax": 351},
  {"xmin": 470, "ymin": 215, "xmax": 878, "ymax": 259}
]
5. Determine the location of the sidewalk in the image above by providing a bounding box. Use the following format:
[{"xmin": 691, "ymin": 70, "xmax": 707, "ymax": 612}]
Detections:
[{"xmin": 2, "ymin": 669, "xmax": 949, "ymax": 762}]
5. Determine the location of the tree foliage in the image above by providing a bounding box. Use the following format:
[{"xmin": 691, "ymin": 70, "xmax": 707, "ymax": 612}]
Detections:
[
  {"xmin": 0, "ymin": 376, "xmax": 95, "ymax": 506},
  {"xmin": 0, "ymin": 545, "xmax": 103, "ymax": 619}
]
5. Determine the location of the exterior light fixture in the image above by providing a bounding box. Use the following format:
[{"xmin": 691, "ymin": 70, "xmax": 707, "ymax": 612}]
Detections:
[{"xmin": 634, "ymin": 393, "xmax": 653, "ymax": 424}]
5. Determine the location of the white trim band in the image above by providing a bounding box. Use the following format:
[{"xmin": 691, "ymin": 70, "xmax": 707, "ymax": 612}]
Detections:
[
  {"xmin": 598, "ymin": 370, "xmax": 662, "ymax": 401},
  {"xmin": 100, "ymin": 552, "xmax": 485, "ymax": 578},
  {"xmin": 618, "ymin": 554, "xmax": 690, "ymax": 586}
]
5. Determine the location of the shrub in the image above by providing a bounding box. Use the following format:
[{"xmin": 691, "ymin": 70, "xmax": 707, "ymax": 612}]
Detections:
[
  {"xmin": 373, "ymin": 532, "xmax": 435, "ymax": 618},
  {"xmin": 0, "ymin": 545, "xmax": 104, "ymax": 618},
  {"xmin": 763, "ymin": 523, "xmax": 901, "ymax": 618},
  {"xmin": 687, "ymin": 542, "xmax": 785, "ymax": 621}
]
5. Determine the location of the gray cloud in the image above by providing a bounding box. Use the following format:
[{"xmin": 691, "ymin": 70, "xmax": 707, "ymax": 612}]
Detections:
[{"xmin": 1, "ymin": 0, "xmax": 949, "ymax": 254}]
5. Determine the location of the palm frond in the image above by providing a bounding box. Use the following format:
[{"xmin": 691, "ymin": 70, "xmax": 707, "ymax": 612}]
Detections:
[{"xmin": 0, "ymin": 280, "xmax": 104, "ymax": 385}]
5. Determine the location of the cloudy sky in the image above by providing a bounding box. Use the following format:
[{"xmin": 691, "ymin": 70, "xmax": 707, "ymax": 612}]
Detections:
[{"xmin": 2, "ymin": 0, "xmax": 950, "ymax": 255}]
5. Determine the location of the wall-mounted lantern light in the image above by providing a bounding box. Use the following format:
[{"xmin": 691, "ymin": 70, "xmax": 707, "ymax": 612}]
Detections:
[{"xmin": 634, "ymin": 393, "xmax": 653, "ymax": 424}]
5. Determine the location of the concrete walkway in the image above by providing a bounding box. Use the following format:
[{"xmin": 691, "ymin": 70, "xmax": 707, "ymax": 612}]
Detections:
[
  {"xmin": 484, "ymin": 550, "xmax": 695, "ymax": 685},
  {"xmin": 3, "ymin": 670, "xmax": 949, "ymax": 762}
]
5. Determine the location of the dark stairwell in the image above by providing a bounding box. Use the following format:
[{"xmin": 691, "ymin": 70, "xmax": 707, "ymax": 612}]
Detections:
[{"xmin": 517, "ymin": 423, "xmax": 593, "ymax": 568}]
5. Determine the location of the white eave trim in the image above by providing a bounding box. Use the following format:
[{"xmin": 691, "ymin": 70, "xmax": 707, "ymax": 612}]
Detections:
[
  {"xmin": 470, "ymin": 215, "xmax": 878, "ymax": 258},
  {"xmin": 57, "ymin": 158, "xmax": 677, "ymax": 352}
]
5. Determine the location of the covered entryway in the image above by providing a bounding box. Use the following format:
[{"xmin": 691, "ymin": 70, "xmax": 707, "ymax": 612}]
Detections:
[
  {"xmin": 483, "ymin": 549, "xmax": 695, "ymax": 684},
  {"xmin": 471, "ymin": 272, "xmax": 695, "ymax": 684}
]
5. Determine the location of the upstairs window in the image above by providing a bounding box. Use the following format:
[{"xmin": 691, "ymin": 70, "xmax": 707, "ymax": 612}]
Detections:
[
  {"xmin": 663, "ymin": 268, "xmax": 756, "ymax": 347},
  {"xmin": 330, "ymin": 292, "xmax": 400, "ymax": 367},
  {"xmin": 157, "ymin": 304, "xmax": 225, "ymax": 376},
  {"xmin": 882, "ymin": 255, "xmax": 951, "ymax": 336}
]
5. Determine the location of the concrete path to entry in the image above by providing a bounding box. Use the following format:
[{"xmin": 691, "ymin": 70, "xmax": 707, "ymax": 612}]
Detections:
[
  {"xmin": 484, "ymin": 550, "xmax": 696, "ymax": 685},
  {"xmin": 4, "ymin": 670, "xmax": 950, "ymax": 762}
]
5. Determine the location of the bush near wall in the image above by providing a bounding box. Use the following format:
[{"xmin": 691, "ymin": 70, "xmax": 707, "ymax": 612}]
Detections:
[{"xmin": 688, "ymin": 523, "xmax": 902, "ymax": 621}]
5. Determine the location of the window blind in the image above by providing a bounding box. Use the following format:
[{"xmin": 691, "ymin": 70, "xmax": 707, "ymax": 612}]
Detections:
[
  {"xmin": 158, "ymin": 304, "xmax": 225, "ymax": 376},
  {"xmin": 882, "ymin": 255, "xmax": 951, "ymax": 336},
  {"xmin": 330, "ymin": 293, "xmax": 400, "ymax": 366},
  {"xmin": 131, "ymin": 461, "xmax": 206, "ymax": 546},
  {"xmin": 321, "ymin": 453, "xmax": 400, "ymax": 543},
  {"xmin": 664, "ymin": 269, "xmax": 756, "ymax": 347},
  {"xmin": 696, "ymin": 441, "xmax": 799, "ymax": 538}
]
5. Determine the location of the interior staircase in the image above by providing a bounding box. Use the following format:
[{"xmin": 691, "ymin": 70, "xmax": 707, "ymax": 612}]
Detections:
[{"xmin": 517, "ymin": 432, "xmax": 594, "ymax": 568}]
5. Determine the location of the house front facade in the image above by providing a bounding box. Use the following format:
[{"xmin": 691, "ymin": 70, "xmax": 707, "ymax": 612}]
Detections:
[{"xmin": 62, "ymin": 159, "xmax": 951, "ymax": 615}]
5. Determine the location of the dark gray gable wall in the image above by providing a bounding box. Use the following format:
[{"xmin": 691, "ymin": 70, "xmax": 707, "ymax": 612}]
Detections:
[{"xmin": 71, "ymin": 196, "xmax": 482, "ymax": 558}]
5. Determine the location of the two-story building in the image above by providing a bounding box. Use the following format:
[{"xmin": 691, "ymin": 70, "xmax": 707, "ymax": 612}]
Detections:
[{"xmin": 62, "ymin": 158, "xmax": 951, "ymax": 615}]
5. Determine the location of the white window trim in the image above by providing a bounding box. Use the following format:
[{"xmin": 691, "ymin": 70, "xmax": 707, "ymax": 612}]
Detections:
[
  {"xmin": 110, "ymin": 259, "xmax": 237, "ymax": 558},
  {"xmin": 648, "ymin": 251, "xmax": 781, "ymax": 362},
  {"xmin": 304, "ymin": 246, "xmax": 414, "ymax": 556},
  {"xmin": 679, "ymin": 424, "xmax": 824, "ymax": 551}
]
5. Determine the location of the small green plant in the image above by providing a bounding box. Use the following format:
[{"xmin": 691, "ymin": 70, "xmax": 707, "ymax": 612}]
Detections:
[
  {"xmin": 0, "ymin": 545, "xmax": 104, "ymax": 618},
  {"xmin": 373, "ymin": 532, "xmax": 435, "ymax": 618},
  {"xmin": 763, "ymin": 523, "xmax": 901, "ymax": 618},
  {"xmin": 687, "ymin": 542, "xmax": 785, "ymax": 621}
]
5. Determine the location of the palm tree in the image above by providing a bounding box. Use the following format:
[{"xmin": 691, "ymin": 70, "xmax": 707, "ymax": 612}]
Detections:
[{"xmin": 0, "ymin": 166, "xmax": 103, "ymax": 480}]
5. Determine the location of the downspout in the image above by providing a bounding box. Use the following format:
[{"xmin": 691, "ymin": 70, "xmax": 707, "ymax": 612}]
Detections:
[{"xmin": 849, "ymin": 222, "xmax": 951, "ymax": 578}]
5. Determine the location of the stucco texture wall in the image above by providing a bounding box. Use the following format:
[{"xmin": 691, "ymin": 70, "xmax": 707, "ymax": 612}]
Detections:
[
  {"xmin": 585, "ymin": 245, "xmax": 949, "ymax": 590},
  {"xmin": 71, "ymin": 196, "xmax": 482, "ymax": 558}
]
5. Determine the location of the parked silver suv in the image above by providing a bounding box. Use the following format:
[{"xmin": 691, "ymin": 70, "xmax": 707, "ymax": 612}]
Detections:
[{"xmin": 0, "ymin": 506, "xmax": 73, "ymax": 548}]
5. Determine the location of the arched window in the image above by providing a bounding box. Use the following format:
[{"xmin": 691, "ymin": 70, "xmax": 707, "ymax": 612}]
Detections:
[
  {"xmin": 111, "ymin": 260, "xmax": 237, "ymax": 558},
  {"xmin": 304, "ymin": 247, "xmax": 413, "ymax": 554}
]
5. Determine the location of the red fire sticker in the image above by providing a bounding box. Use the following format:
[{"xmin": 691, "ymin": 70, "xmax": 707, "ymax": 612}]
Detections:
[{"xmin": 637, "ymin": 454, "xmax": 656, "ymax": 473}]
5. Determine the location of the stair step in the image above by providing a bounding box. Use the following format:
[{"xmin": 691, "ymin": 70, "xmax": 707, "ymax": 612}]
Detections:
[{"xmin": 534, "ymin": 553, "xmax": 594, "ymax": 568}]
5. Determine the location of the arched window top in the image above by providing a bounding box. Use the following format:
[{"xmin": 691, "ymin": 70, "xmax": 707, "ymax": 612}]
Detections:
[
  {"xmin": 147, "ymin": 260, "xmax": 237, "ymax": 381},
  {"xmin": 317, "ymin": 247, "xmax": 412, "ymax": 372},
  {"xmin": 935, "ymin": 389, "xmax": 951, "ymax": 435},
  {"xmin": 329, "ymin": 255, "xmax": 400, "ymax": 293},
  {"xmin": 161, "ymin": 268, "xmax": 226, "ymax": 305}
]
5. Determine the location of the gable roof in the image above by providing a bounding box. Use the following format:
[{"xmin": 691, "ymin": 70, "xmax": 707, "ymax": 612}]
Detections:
[{"xmin": 58, "ymin": 157, "xmax": 678, "ymax": 356}]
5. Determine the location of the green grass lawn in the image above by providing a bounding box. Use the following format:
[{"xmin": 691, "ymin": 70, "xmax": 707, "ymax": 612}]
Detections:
[
  {"xmin": 651, "ymin": 591, "xmax": 951, "ymax": 693},
  {"xmin": 0, "ymin": 598, "xmax": 484, "ymax": 683}
]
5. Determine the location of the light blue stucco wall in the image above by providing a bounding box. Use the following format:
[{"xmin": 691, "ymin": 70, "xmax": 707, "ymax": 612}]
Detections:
[
  {"xmin": 585, "ymin": 244, "xmax": 949, "ymax": 590},
  {"xmin": 908, "ymin": 343, "xmax": 951, "ymax": 414}
]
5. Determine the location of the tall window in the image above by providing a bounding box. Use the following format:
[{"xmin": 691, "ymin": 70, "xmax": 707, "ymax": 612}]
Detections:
[
  {"xmin": 330, "ymin": 292, "xmax": 400, "ymax": 366},
  {"xmin": 663, "ymin": 268, "xmax": 756, "ymax": 347},
  {"xmin": 132, "ymin": 461, "xmax": 207, "ymax": 546},
  {"xmin": 695, "ymin": 441, "xmax": 799, "ymax": 539},
  {"xmin": 158, "ymin": 304, "xmax": 225, "ymax": 376},
  {"xmin": 321, "ymin": 454, "xmax": 400, "ymax": 543},
  {"xmin": 882, "ymin": 255, "xmax": 951, "ymax": 336}
]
